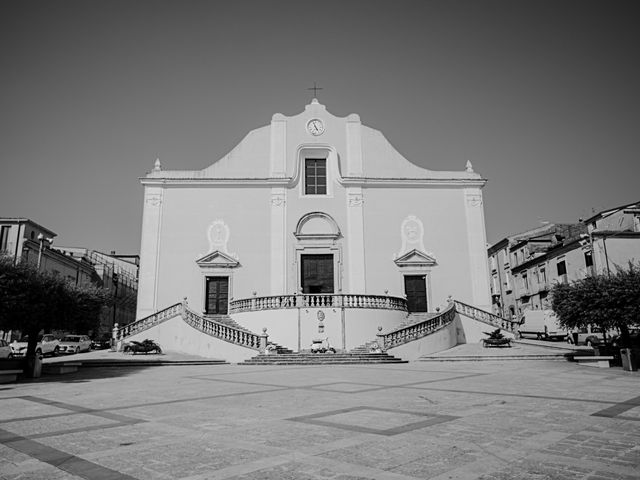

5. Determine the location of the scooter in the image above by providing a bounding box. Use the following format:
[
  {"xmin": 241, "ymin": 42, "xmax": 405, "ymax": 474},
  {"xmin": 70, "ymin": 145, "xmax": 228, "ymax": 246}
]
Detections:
[{"xmin": 310, "ymin": 337, "xmax": 336, "ymax": 354}]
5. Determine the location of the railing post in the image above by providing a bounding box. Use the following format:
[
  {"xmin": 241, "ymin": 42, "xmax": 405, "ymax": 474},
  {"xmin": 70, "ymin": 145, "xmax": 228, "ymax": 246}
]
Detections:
[
  {"xmin": 376, "ymin": 326, "xmax": 386, "ymax": 352},
  {"xmin": 111, "ymin": 323, "xmax": 119, "ymax": 351},
  {"xmin": 259, "ymin": 327, "xmax": 269, "ymax": 354}
]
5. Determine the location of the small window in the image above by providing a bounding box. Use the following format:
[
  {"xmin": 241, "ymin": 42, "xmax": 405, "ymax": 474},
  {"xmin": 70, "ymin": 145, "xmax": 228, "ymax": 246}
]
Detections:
[
  {"xmin": 584, "ymin": 251, "xmax": 593, "ymax": 267},
  {"xmin": 304, "ymin": 158, "xmax": 326, "ymax": 195},
  {"xmin": 0, "ymin": 226, "xmax": 9, "ymax": 252},
  {"xmin": 557, "ymin": 260, "xmax": 567, "ymax": 276}
]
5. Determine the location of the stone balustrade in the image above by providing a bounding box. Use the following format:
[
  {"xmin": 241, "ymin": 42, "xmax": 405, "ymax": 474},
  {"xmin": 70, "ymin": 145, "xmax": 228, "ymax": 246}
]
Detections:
[
  {"xmin": 376, "ymin": 303, "xmax": 456, "ymax": 350},
  {"xmin": 229, "ymin": 293, "xmax": 407, "ymax": 314},
  {"xmin": 115, "ymin": 300, "xmax": 264, "ymax": 351},
  {"xmin": 452, "ymin": 299, "xmax": 520, "ymax": 332},
  {"xmin": 116, "ymin": 302, "xmax": 183, "ymax": 339},
  {"xmin": 182, "ymin": 306, "xmax": 262, "ymax": 350}
]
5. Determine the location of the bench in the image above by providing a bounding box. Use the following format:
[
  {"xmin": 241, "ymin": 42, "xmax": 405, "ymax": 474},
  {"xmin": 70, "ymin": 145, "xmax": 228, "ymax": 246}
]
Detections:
[
  {"xmin": 42, "ymin": 362, "xmax": 81, "ymax": 375},
  {"xmin": 0, "ymin": 369, "xmax": 22, "ymax": 384},
  {"xmin": 573, "ymin": 355, "xmax": 614, "ymax": 368}
]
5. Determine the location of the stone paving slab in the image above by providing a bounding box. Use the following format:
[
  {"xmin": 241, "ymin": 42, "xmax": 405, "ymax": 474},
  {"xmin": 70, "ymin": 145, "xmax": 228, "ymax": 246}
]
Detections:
[{"xmin": 0, "ymin": 359, "xmax": 638, "ymax": 480}]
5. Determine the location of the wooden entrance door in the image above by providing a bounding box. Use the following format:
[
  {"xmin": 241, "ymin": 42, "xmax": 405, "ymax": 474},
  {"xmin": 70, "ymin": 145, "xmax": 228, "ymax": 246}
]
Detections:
[
  {"xmin": 404, "ymin": 275, "xmax": 427, "ymax": 312},
  {"xmin": 301, "ymin": 254, "xmax": 334, "ymax": 293},
  {"xmin": 206, "ymin": 277, "xmax": 229, "ymax": 314}
]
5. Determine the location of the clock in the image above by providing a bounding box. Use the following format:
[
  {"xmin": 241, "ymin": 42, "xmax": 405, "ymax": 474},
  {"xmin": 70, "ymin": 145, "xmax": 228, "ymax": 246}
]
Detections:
[{"xmin": 307, "ymin": 119, "xmax": 325, "ymax": 136}]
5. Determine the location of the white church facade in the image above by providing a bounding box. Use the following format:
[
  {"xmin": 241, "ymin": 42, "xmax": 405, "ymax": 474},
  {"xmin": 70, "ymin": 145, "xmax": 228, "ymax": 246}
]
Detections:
[{"xmin": 132, "ymin": 99, "xmax": 495, "ymax": 359}]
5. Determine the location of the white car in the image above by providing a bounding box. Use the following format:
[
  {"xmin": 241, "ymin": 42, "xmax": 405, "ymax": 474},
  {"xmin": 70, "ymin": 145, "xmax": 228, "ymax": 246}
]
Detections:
[
  {"xmin": 0, "ymin": 339, "xmax": 12, "ymax": 358},
  {"xmin": 58, "ymin": 335, "xmax": 92, "ymax": 354},
  {"xmin": 10, "ymin": 334, "xmax": 60, "ymax": 357}
]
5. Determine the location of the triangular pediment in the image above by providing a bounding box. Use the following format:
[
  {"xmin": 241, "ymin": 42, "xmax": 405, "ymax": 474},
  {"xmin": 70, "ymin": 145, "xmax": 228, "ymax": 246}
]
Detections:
[
  {"xmin": 394, "ymin": 249, "xmax": 437, "ymax": 267},
  {"xmin": 195, "ymin": 250, "xmax": 239, "ymax": 268}
]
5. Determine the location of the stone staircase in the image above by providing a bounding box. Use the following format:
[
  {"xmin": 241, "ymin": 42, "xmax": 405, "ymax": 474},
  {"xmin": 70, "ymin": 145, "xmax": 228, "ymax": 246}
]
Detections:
[
  {"xmin": 239, "ymin": 351, "xmax": 407, "ymax": 365},
  {"xmin": 398, "ymin": 312, "xmax": 439, "ymax": 329},
  {"xmin": 349, "ymin": 340, "xmax": 382, "ymax": 354},
  {"xmin": 205, "ymin": 314, "xmax": 252, "ymax": 332}
]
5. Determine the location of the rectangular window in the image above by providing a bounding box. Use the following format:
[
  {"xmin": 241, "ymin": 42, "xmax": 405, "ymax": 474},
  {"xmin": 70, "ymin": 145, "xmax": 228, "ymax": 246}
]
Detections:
[
  {"xmin": 522, "ymin": 273, "xmax": 529, "ymax": 291},
  {"xmin": 540, "ymin": 267, "xmax": 546, "ymax": 284},
  {"xmin": 557, "ymin": 260, "xmax": 567, "ymax": 276},
  {"xmin": 304, "ymin": 158, "xmax": 326, "ymax": 195},
  {"xmin": 584, "ymin": 251, "xmax": 593, "ymax": 267},
  {"xmin": 0, "ymin": 226, "xmax": 9, "ymax": 253}
]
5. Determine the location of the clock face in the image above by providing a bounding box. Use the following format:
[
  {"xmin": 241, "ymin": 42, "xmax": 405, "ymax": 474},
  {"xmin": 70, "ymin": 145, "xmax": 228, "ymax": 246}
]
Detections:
[{"xmin": 307, "ymin": 119, "xmax": 325, "ymax": 136}]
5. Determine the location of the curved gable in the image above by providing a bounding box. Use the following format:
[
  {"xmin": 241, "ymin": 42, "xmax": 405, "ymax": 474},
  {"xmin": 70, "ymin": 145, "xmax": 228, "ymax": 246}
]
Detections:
[{"xmin": 200, "ymin": 125, "xmax": 271, "ymax": 178}]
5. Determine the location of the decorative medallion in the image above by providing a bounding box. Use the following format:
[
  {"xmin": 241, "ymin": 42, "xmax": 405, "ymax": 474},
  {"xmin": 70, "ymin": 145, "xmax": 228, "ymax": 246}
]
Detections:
[
  {"xmin": 348, "ymin": 193, "xmax": 363, "ymax": 207},
  {"xmin": 206, "ymin": 219, "xmax": 235, "ymax": 258},
  {"xmin": 145, "ymin": 194, "xmax": 162, "ymax": 207},
  {"xmin": 399, "ymin": 215, "xmax": 426, "ymax": 255},
  {"xmin": 466, "ymin": 193, "xmax": 483, "ymax": 207},
  {"xmin": 271, "ymin": 194, "xmax": 286, "ymax": 207}
]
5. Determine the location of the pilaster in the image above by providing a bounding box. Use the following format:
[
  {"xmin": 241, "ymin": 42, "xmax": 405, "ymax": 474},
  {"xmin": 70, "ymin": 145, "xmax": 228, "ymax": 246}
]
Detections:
[
  {"xmin": 136, "ymin": 186, "xmax": 164, "ymax": 319},
  {"xmin": 270, "ymin": 188, "xmax": 287, "ymax": 295},
  {"xmin": 463, "ymin": 188, "xmax": 491, "ymax": 311},
  {"xmin": 346, "ymin": 188, "xmax": 366, "ymax": 293}
]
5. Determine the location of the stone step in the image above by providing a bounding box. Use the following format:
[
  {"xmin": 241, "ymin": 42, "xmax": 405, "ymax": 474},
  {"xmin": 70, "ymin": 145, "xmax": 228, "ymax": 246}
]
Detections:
[
  {"xmin": 349, "ymin": 340, "xmax": 382, "ymax": 354},
  {"xmin": 74, "ymin": 359, "xmax": 229, "ymax": 367},
  {"xmin": 417, "ymin": 354, "xmax": 568, "ymax": 362},
  {"xmin": 240, "ymin": 353, "xmax": 407, "ymax": 365},
  {"xmin": 379, "ymin": 312, "xmax": 440, "ymax": 334},
  {"xmin": 205, "ymin": 315, "xmax": 252, "ymax": 333}
]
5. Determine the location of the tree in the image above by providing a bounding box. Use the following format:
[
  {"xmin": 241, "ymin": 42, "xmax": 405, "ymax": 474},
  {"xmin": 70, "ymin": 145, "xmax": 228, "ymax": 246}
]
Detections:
[
  {"xmin": 551, "ymin": 263, "xmax": 640, "ymax": 344},
  {"xmin": 0, "ymin": 255, "xmax": 110, "ymax": 365}
]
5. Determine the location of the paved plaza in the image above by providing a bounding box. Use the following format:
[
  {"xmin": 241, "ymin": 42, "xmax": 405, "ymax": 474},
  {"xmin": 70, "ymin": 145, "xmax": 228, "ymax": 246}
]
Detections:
[{"xmin": 1, "ymin": 355, "xmax": 639, "ymax": 480}]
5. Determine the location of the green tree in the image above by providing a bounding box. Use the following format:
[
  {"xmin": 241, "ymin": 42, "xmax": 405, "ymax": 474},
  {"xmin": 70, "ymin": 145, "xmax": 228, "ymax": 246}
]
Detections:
[
  {"xmin": 0, "ymin": 255, "xmax": 110, "ymax": 367},
  {"xmin": 551, "ymin": 264, "xmax": 640, "ymax": 344}
]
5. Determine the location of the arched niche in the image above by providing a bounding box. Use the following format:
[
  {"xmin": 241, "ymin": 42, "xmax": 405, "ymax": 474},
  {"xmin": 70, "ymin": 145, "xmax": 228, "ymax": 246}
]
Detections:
[{"xmin": 294, "ymin": 212, "xmax": 341, "ymax": 241}]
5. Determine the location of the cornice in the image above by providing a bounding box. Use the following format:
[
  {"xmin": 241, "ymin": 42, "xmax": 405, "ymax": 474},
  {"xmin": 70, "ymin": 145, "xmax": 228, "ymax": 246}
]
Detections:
[
  {"xmin": 141, "ymin": 176, "xmax": 487, "ymax": 189},
  {"xmin": 140, "ymin": 177, "xmax": 290, "ymax": 187}
]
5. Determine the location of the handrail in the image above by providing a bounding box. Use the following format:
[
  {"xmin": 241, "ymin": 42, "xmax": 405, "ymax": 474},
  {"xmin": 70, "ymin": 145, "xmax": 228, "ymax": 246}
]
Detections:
[
  {"xmin": 182, "ymin": 305, "xmax": 262, "ymax": 350},
  {"xmin": 116, "ymin": 302, "xmax": 183, "ymax": 339},
  {"xmin": 229, "ymin": 293, "xmax": 407, "ymax": 314},
  {"xmin": 452, "ymin": 299, "xmax": 520, "ymax": 332},
  {"xmin": 116, "ymin": 300, "xmax": 264, "ymax": 351},
  {"xmin": 376, "ymin": 303, "xmax": 456, "ymax": 350}
]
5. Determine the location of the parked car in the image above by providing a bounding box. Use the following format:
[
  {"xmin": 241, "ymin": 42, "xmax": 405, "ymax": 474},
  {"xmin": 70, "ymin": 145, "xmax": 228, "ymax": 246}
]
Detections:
[
  {"xmin": 0, "ymin": 339, "xmax": 12, "ymax": 358},
  {"xmin": 567, "ymin": 326, "xmax": 613, "ymax": 346},
  {"xmin": 91, "ymin": 336, "xmax": 112, "ymax": 350},
  {"xmin": 517, "ymin": 310, "xmax": 569, "ymax": 341},
  {"xmin": 58, "ymin": 335, "xmax": 92, "ymax": 354},
  {"xmin": 10, "ymin": 334, "xmax": 60, "ymax": 357}
]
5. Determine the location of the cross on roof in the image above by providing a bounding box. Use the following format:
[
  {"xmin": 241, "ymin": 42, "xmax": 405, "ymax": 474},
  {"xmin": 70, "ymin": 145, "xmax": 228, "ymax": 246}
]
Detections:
[{"xmin": 307, "ymin": 82, "xmax": 323, "ymax": 99}]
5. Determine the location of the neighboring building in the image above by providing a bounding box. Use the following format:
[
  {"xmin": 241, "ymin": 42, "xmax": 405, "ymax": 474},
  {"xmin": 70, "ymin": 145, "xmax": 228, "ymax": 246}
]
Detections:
[
  {"xmin": 0, "ymin": 218, "xmax": 98, "ymax": 341},
  {"xmin": 488, "ymin": 200, "xmax": 640, "ymax": 320},
  {"xmin": 0, "ymin": 218, "xmax": 96, "ymax": 286},
  {"xmin": 487, "ymin": 223, "xmax": 585, "ymax": 320},
  {"xmin": 59, "ymin": 247, "xmax": 139, "ymax": 336},
  {"xmin": 0, "ymin": 218, "xmax": 140, "ymax": 340},
  {"xmin": 136, "ymin": 98, "xmax": 492, "ymax": 353},
  {"xmin": 583, "ymin": 200, "xmax": 640, "ymax": 276}
]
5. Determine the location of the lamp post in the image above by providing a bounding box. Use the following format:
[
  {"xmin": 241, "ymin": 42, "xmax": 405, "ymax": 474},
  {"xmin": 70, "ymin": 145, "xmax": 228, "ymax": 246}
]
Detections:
[
  {"xmin": 112, "ymin": 272, "xmax": 119, "ymax": 329},
  {"xmin": 36, "ymin": 233, "xmax": 53, "ymax": 270}
]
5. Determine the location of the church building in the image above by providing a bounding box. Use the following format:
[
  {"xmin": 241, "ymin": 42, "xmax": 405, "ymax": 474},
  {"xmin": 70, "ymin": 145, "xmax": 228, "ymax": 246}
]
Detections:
[{"xmin": 134, "ymin": 99, "xmax": 492, "ymax": 358}]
